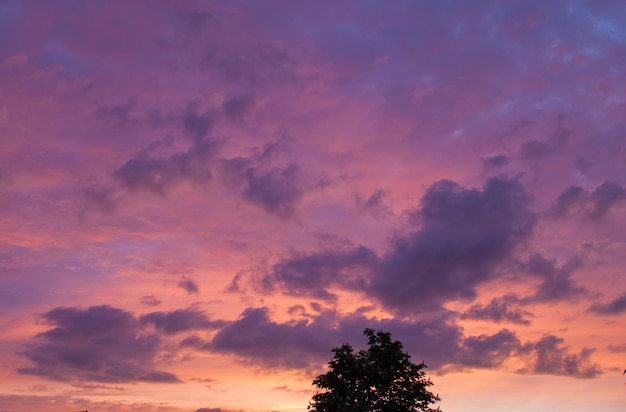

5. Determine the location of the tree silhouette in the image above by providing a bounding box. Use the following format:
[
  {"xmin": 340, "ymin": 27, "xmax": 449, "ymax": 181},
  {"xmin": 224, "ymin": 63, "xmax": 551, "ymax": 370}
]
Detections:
[{"xmin": 309, "ymin": 328, "xmax": 440, "ymax": 412}]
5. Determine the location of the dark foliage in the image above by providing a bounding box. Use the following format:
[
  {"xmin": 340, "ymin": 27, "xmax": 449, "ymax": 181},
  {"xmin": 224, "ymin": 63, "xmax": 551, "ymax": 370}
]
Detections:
[{"xmin": 309, "ymin": 329, "xmax": 440, "ymax": 412}]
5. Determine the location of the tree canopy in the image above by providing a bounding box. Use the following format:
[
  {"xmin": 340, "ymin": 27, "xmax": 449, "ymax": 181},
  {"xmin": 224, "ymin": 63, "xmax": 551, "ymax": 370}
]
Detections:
[{"xmin": 309, "ymin": 328, "xmax": 440, "ymax": 412}]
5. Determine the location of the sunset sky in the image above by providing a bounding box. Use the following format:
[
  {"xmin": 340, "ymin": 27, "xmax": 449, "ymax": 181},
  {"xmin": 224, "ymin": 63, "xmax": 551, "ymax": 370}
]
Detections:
[{"xmin": 2, "ymin": 1, "xmax": 626, "ymax": 411}]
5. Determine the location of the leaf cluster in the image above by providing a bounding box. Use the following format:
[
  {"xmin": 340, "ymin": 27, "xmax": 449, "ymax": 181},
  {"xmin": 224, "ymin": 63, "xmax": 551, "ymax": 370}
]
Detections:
[{"xmin": 309, "ymin": 329, "xmax": 440, "ymax": 412}]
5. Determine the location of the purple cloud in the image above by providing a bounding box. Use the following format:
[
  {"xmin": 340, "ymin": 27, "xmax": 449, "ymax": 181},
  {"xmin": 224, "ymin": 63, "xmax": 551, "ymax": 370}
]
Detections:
[
  {"xmin": 80, "ymin": 183, "xmax": 118, "ymax": 215},
  {"xmin": 457, "ymin": 329, "xmax": 520, "ymax": 368},
  {"xmin": 262, "ymin": 246, "xmax": 378, "ymax": 300},
  {"xmin": 182, "ymin": 103, "xmax": 217, "ymax": 142},
  {"xmin": 518, "ymin": 335, "xmax": 601, "ymax": 378},
  {"xmin": 186, "ymin": 305, "xmax": 599, "ymax": 378},
  {"xmin": 587, "ymin": 292, "xmax": 626, "ymax": 315},
  {"xmin": 115, "ymin": 139, "xmax": 217, "ymax": 196},
  {"xmin": 139, "ymin": 295, "xmax": 162, "ymax": 307},
  {"xmin": 222, "ymin": 93, "xmax": 256, "ymax": 122},
  {"xmin": 219, "ymin": 152, "xmax": 304, "ymax": 219},
  {"xmin": 178, "ymin": 277, "xmax": 200, "ymax": 294},
  {"xmin": 461, "ymin": 298, "xmax": 533, "ymax": 325},
  {"xmin": 372, "ymin": 176, "xmax": 536, "ymax": 312},
  {"xmin": 141, "ymin": 308, "xmax": 225, "ymax": 334},
  {"xmin": 18, "ymin": 305, "xmax": 181, "ymax": 384},
  {"xmin": 482, "ymin": 154, "xmax": 509, "ymax": 168},
  {"xmin": 520, "ymin": 253, "xmax": 587, "ymax": 303},
  {"xmin": 551, "ymin": 181, "xmax": 626, "ymax": 220},
  {"xmin": 258, "ymin": 176, "xmax": 537, "ymax": 313},
  {"xmin": 188, "ymin": 306, "xmax": 464, "ymax": 370},
  {"xmin": 354, "ymin": 189, "xmax": 392, "ymax": 219},
  {"xmin": 242, "ymin": 164, "xmax": 302, "ymax": 218},
  {"xmin": 96, "ymin": 100, "xmax": 138, "ymax": 127}
]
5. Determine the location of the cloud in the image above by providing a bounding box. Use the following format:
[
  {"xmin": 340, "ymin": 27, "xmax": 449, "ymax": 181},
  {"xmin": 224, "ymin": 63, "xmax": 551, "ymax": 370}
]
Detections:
[
  {"xmin": 96, "ymin": 100, "xmax": 138, "ymax": 127},
  {"xmin": 370, "ymin": 176, "xmax": 537, "ymax": 312},
  {"xmin": 194, "ymin": 306, "xmax": 525, "ymax": 373},
  {"xmin": 182, "ymin": 103, "xmax": 217, "ymax": 142},
  {"xmin": 18, "ymin": 305, "xmax": 181, "ymax": 383},
  {"xmin": 461, "ymin": 298, "xmax": 532, "ymax": 325},
  {"xmin": 205, "ymin": 307, "xmax": 332, "ymax": 368},
  {"xmin": 182, "ymin": 306, "xmax": 598, "ymax": 378},
  {"xmin": 242, "ymin": 164, "xmax": 302, "ymax": 218},
  {"xmin": 113, "ymin": 102, "xmax": 220, "ymax": 196},
  {"xmin": 81, "ymin": 183, "xmax": 118, "ymax": 215},
  {"xmin": 220, "ymin": 156, "xmax": 304, "ymax": 219},
  {"xmin": 551, "ymin": 181, "xmax": 626, "ymax": 219},
  {"xmin": 607, "ymin": 344, "xmax": 626, "ymax": 353},
  {"xmin": 588, "ymin": 181, "xmax": 626, "ymax": 218},
  {"xmin": 114, "ymin": 139, "xmax": 217, "ymax": 195},
  {"xmin": 457, "ymin": 329, "xmax": 520, "ymax": 368},
  {"xmin": 587, "ymin": 292, "xmax": 626, "ymax": 315},
  {"xmin": 552, "ymin": 185, "xmax": 587, "ymax": 217},
  {"xmin": 520, "ymin": 139, "xmax": 551, "ymax": 160},
  {"xmin": 354, "ymin": 189, "xmax": 392, "ymax": 218},
  {"xmin": 482, "ymin": 154, "xmax": 509, "ymax": 168},
  {"xmin": 520, "ymin": 253, "xmax": 587, "ymax": 303},
  {"xmin": 178, "ymin": 277, "xmax": 199, "ymax": 294},
  {"xmin": 262, "ymin": 246, "xmax": 378, "ymax": 300},
  {"xmin": 258, "ymin": 176, "xmax": 537, "ymax": 313},
  {"xmin": 202, "ymin": 38, "xmax": 294, "ymax": 88},
  {"xmin": 139, "ymin": 295, "xmax": 162, "ymax": 306},
  {"xmin": 141, "ymin": 308, "xmax": 225, "ymax": 334},
  {"xmin": 222, "ymin": 93, "xmax": 255, "ymax": 122},
  {"xmin": 187, "ymin": 306, "xmax": 465, "ymax": 370},
  {"xmin": 517, "ymin": 335, "xmax": 601, "ymax": 378}
]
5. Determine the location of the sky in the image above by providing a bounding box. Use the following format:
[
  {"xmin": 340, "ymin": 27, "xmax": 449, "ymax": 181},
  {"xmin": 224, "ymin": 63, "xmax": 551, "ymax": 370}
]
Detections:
[{"xmin": 1, "ymin": 1, "xmax": 626, "ymax": 411}]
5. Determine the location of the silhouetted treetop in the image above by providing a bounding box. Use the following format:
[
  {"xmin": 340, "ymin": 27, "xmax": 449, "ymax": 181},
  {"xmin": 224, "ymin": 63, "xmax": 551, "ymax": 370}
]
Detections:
[{"xmin": 309, "ymin": 328, "xmax": 441, "ymax": 412}]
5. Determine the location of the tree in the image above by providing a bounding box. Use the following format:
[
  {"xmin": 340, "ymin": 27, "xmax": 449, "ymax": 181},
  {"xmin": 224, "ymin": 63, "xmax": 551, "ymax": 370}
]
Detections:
[{"xmin": 309, "ymin": 328, "xmax": 440, "ymax": 412}]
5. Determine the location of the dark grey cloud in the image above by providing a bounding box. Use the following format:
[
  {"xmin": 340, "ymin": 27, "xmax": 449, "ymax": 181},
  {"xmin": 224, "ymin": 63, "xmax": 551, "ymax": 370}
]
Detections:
[
  {"xmin": 520, "ymin": 253, "xmax": 587, "ymax": 303},
  {"xmin": 371, "ymin": 176, "xmax": 537, "ymax": 312},
  {"xmin": 517, "ymin": 335, "xmax": 601, "ymax": 378},
  {"xmin": 482, "ymin": 154, "xmax": 509, "ymax": 168},
  {"xmin": 587, "ymin": 292, "xmax": 626, "ymax": 315},
  {"xmin": 178, "ymin": 277, "xmax": 199, "ymax": 294},
  {"xmin": 18, "ymin": 305, "xmax": 181, "ymax": 384},
  {"xmin": 461, "ymin": 298, "xmax": 532, "ymax": 325},
  {"xmin": 551, "ymin": 181, "xmax": 626, "ymax": 220},
  {"xmin": 141, "ymin": 308, "xmax": 225, "ymax": 334}
]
